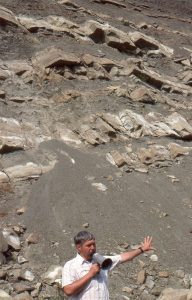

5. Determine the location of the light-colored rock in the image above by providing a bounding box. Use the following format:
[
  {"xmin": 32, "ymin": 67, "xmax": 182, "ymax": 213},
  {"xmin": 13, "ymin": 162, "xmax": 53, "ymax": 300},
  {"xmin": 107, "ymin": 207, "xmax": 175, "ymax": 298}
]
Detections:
[
  {"xmin": 106, "ymin": 150, "xmax": 127, "ymax": 167},
  {"xmin": 4, "ymin": 160, "xmax": 56, "ymax": 181},
  {"xmin": 91, "ymin": 182, "xmax": 107, "ymax": 192},
  {"xmin": 168, "ymin": 143, "xmax": 192, "ymax": 158},
  {"xmin": 166, "ymin": 113, "xmax": 192, "ymax": 139},
  {"xmin": 16, "ymin": 207, "xmax": 26, "ymax": 215},
  {"xmin": 82, "ymin": 20, "xmax": 136, "ymax": 52},
  {"xmin": 122, "ymin": 286, "xmax": 133, "ymax": 294},
  {"xmin": 55, "ymin": 125, "xmax": 82, "ymax": 146},
  {"xmin": 0, "ymin": 117, "xmax": 42, "ymax": 153},
  {"xmin": 119, "ymin": 109, "xmax": 191, "ymax": 139},
  {"xmin": 19, "ymin": 15, "xmax": 79, "ymax": 36},
  {"xmin": 42, "ymin": 265, "xmax": 62, "ymax": 285},
  {"xmin": 26, "ymin": 233, "xmax": 39, "ymax": 244},
  {"xmin": 150, "ymin": 254, "xmax": 158, "ymax": 262},
  {"xmin": 129, "ymin": 31, "xmax": 174, "ymax": 57},
  {"xmin": 79, "ymin": 125, "xmax": 108, "ymax": 145},
  {"xmin": 4, "ymin": 60, "xmax": 33, "ymax": 75},
  {"xmin": 18, "ymin": 255, "xmax": 28, "ymax": 264},
  {"xmin": 130, "ymin": 87, "xmax": 156, "ymax": 104},
  {"xmin": 20, "ymin": 270, "xmax": 35, "ymax": 282},
  {"xmin": 157, "ymin": 288, "xmax": 189, "ymax": 300},
  {"xmin": 159, "ymin": 271, "xmax": 169, "ymax": 278},
  {"xmin": 0, "ymin": 289, "xmax": 12, "ymax": 299},
  {"xmin": 82, "ymin": 54, "xmax": 121, "ymax": 71},
  {"xmin": 2, "ymin": 116, "xmax": 48, "ymax": 153},
  {"xmin": 132, "ymin": 66, "xmax": 192, "ymax": 94},
  {"xmin": 100, "ymin": 112, "xmax": 124, "ymax": 132},
  {"xmin": 5, "ymin": 162, "xmax": 42, "ymax": 181},
  {"xmin": 2, "ymin": 228, "xmax": 21, "ymax": 250},
  {"xmin": 145, "ymin": 276, "xmax": 155, "ymax": 289},
  {"xmin": 137, "ymin": 145, "xmax": 170, "ymax": 165},
  {"xmin": 0, "ymin": 171, "xmax": 9, "ymax": 183},
  {"xmin": 32, "ymin": 46, "xmax": 80, "ymax": 69},
  {"xmin": 0, "ymin": 5, "xmax": 19, "ymax": 27},
  {"xmin": 137, "ymin": 269, "xmax": 146, "ymax": 284}
]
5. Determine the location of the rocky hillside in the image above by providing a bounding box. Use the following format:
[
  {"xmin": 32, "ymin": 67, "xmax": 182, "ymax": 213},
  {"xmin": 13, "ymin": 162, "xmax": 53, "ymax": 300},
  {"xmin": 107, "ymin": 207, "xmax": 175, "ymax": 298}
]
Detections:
[{"xmin": 0, "ymin": 0, "xmax": 192, "ymax": 299}]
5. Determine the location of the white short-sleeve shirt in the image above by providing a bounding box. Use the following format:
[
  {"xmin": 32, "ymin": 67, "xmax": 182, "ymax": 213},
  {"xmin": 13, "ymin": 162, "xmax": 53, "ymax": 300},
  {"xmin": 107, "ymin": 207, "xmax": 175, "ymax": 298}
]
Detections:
[{"xmin": 62, "ymin": 253, "xmax": 122, "ymax": 300}]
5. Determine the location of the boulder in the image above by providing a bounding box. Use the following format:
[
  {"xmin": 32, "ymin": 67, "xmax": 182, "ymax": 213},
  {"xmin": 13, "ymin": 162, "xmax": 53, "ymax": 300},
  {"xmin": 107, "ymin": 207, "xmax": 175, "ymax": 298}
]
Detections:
[
  {"xmin": 119, "ymin": 109, "xmax": 191, "ymax": 139},
  {"xmin": 95, "ymin": 117, "xmax": 116, "ymax": 135},
  {"xmin": 55, "ymin": 125, "xmax": 82, "ymax": 146},
  {"xmin": 166, "ymin": 113, "xmax": 192, "ymax": 139},
  {"xmin": 100, "ymin": 112, "xmax": 125, "ymax": 132},
  {"xmin": 4, "ymin": 163, "xmax": 42, "ymax": 181},
  {"xmin": 19, "ymin": 270, "xmax": 35, "ymax": 282},
  {"xmin": 157, "ymin": 288, "xmax": 189, "ymax": 300},
  {"xmin": 0, "ymin": 117, "xmax": 27, "ymax": 153},
  {"xmin": 0, "ymin": 289, "xmax": 12, "ymax": 299},
  {"xmin": 19, "ymin": 15, "xmax": 78, "ymax": 35},
  {"xmin": 32, "ymin": 47, "xmax": 80, "ymax": 69},
  {"xmin": 4, "ymin": 160, "xmax": 56, "ymax": 181},
  {"xmin": 82, "ymin": 20, "xmax": 136, "ymax": 52},
  {"xmin": 82, "ymin": 54, "xmax": 121, "ymax": 71},
  {"xmin": 132, "ymin": 66, "xmax": 192, "ymax": 94},
  {"xmin": 78, "ymin": 125, "xmax": 108, "ymax": 145},
  {"xmin": 42, "ymin": 265, "xmax": 62, "ymax": 285},
  {"xmin": 129, "ymin": 31, "xmax": 174, "ymax": 57},
  {"xmin": 106, "ymin": 150, "xmax": 127, "ymax": 167},
  {"xmin": 0, "ymin": 171, "xmax": 9, "ymax": 183},
  {"xmin": 168, "ymin": 143, "xmax": 192, "ymax": 158},
  {"xmin": 130, "ymin": 87, "xmax": 156, "ymax": 104},
  {"xmin": 137, "ymin": 145, "xmax": 170, "ymax": 165},
  {"xmin": 2, "ymin": 228, "xmax": 21, "ymax": 250}
]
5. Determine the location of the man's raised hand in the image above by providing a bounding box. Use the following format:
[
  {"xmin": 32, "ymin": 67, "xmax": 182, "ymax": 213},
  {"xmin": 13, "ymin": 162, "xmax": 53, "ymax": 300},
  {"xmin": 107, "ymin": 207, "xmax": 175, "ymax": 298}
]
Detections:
[{"xmin": 140, "ymin": 236, "xmax": 153, "ymax": 252}]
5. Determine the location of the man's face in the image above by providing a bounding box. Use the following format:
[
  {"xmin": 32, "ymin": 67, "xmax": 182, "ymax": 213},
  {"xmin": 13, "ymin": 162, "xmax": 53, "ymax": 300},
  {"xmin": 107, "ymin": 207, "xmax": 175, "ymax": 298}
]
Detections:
[{"xmin": 77, "ymin": 239, "xmax": 96, "ymax": 261}]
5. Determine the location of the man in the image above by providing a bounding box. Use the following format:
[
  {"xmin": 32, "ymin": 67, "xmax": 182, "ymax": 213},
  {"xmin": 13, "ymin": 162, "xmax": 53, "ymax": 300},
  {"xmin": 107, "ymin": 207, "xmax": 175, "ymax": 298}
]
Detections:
[{"xmin": 62, "ymin": 231, "xmax": 153, "ymax": 300}]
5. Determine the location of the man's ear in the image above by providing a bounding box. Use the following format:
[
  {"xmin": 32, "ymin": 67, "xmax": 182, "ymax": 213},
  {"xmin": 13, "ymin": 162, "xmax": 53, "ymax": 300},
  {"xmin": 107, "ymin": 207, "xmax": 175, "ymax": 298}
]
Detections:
[{"xmin": 76, "ymin": 243, "xmax": 82, "ymax": 253}]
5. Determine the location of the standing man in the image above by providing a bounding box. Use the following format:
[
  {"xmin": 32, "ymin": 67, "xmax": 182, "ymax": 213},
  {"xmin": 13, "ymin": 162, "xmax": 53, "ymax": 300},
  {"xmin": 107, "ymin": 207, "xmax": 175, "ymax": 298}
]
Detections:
[{"xmin": 62, "ymin": 231, "xmax": 153, "ymax": 299}]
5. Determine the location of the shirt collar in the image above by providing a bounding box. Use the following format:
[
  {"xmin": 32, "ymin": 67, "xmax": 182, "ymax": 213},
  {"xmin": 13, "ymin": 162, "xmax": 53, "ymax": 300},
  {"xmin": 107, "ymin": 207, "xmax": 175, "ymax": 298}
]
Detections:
[{"xmin": 76, "ymin": 253, "xmax": 92, "ymax": 265}]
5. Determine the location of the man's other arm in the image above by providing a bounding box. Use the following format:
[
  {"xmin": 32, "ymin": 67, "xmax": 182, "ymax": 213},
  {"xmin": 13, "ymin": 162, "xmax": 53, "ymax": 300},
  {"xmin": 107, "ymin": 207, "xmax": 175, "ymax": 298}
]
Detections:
[{"xmin": 120, "ymin": 236, "xmax": 153, "ymax": 263}]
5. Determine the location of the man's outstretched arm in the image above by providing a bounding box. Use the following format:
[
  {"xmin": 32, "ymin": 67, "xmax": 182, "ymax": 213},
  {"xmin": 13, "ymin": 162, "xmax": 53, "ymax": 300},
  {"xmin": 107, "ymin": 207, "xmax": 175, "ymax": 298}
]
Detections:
[
  {"xmin": 120, "ymin": 236, "xmax": 153, "ymax": 263},
  {"xmin": 63, "ymin": 263, "xmax": 100, "ymax": 296}
]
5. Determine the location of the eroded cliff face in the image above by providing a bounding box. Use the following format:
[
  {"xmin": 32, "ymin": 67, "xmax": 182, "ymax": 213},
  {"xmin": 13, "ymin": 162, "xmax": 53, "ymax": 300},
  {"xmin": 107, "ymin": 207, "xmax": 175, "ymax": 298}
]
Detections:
[{"xmin": 0, "ymin": 1, "xmax": 192, "ymax": 299}]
